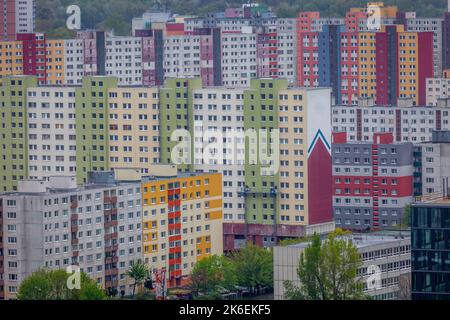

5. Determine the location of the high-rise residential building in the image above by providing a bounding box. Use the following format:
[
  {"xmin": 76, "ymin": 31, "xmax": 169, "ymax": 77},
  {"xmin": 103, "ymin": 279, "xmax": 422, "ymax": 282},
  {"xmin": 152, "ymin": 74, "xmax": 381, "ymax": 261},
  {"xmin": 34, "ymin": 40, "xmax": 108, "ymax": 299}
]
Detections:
[
  {"xmin": 296, "ymin": 10, "xmax": 434, "ymax": 106},
  {"xmin": 0, "ymin": 0, "xmax": 35, "ymax": 41},
  {"xmin": 425, "ymin": 72, "xmax": 450, "ymax": 107},
  {"xmin": 163, "ymin": 28, "xmax": 221, "ymax": 87},
  {"xmin": 0, "ymin": 168, "xmax": 224, "ymax": 299},
  {"xmin": 0, "ymin": 174, "xmax": 143, "ymax": 299},
  {"xmin": 0, "ymin": 40, "xmax": 23, "ymax": 78},
  {"xmin": 0, "ymin": 75, "xmax": 37, "ymax": 192},
  {"xmin": 76, "ymin": 30, "xmax": 106, "ymax": 77},
  {"xmin": 419, "ymin": 131, "xmax": 450, "ymax": 196},
  {"xmin": 159, "ymin": 77, "xmax": 202, "ymax": 173},
  {"xmin": 218, "ymin": 79, "xmax": 334, "ymax": 250},
  {"xmin": 75, "ymin": 77, "xmax": 118, "ymax": 184},
  {"xmin": 26, "ymin": 86, "xmax": 77, "ymax": 180},
  {"xmin": 332, "ymin": 132, "xmax": 414, "ymax": 231},
  {"xmin": 274, "ymin": 232, "xmax": 412, "ymax": 300},
  {"xmin": 45, "ymin": 39, "xmax": 65, "ymax": 85},
  {"xmin": 404, "ymin": 14, "xmax": 443, "ymax": 78},
  {"xmin": 141, "ymin": 166, "xmax": 223, "ymax": 287},
  {"xmin": 63, "ymin": 38, "xmax": 84, "ymax": 85},
  {"xmin": 411, "ymin": 199, "xmax": 450, "ymax": 300},
  {"xmin": 107, "ymin": 86, "xmax": 160, "ymax": 173},
  {"xmin": 332, "ymin": 102, "xmax": 450, "ymax": 144}
]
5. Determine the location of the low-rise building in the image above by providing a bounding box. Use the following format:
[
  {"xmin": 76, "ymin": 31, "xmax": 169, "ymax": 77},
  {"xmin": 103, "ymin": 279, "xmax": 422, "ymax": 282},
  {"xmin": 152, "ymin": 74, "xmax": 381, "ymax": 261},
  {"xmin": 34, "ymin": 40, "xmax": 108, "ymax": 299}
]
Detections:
[{"xmin": 274, "ymin": 232, "xmax": 412, "ymax": 300}]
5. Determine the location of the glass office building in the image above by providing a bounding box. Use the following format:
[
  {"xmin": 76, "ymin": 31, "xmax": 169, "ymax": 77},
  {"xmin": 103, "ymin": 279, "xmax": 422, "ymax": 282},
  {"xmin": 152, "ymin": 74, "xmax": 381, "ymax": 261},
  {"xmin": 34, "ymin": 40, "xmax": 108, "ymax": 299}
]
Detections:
[{"xmin": 411, "ymin": 202, "xmax": 450, "ymax": 300}]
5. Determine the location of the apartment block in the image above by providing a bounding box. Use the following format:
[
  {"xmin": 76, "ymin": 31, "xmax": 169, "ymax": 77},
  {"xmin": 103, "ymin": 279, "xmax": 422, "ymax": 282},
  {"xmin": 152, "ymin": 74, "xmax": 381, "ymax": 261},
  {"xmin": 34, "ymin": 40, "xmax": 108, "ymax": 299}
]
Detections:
[
  {"xmin": 0, "ymin": 0, "xmax": 35, "ymax": 41},
  {"xmin": 419, "ymin": 131, "xmax": 450, "ymax": 196},
  {"xmin": 332, "ymin": 132, "xmax": 414, "ymax": 230},
  {"xmin": 425, "ymin": 73, "xmax": 450, "ymax": 106},
  {"xmin": 0, "ymin": 174, "xmax": 143, "ymax": 299},
  {"xmin": 45, "ymin": 39, "xmax": 65, "ymax": 85},
  {"xmin": 274, "ymin": 232, "xmax": 412, "ymax": 300},
  {"xmin": 107, "ymin": 87, "xmax": 160, "ymax": 173},
  {"xmin": 332, "ymin": 102, "xmax": 450, "ymax": 143},
  {"xmin": 27, "ymin": 86, "xmax": 77, "ymax": 180},
  {"xmin": 159, "ymin": 77, "xmax": 202, "ymax": 173},
  {"xmin": 75, "ymin": 77, "xmax": 117, "ymax": 183},
  {"xmin": 63, "ymin": 38, "xmax": 84, "ymax": 85},
  {"xmin": 404, "ymin": 15, "xmax": 443, "ymax": 77},
  {"xmin": 0, "ymin": 75, "xmax": 37, "ymax": 192},
  {"xmin": 141, "ymin": 169, "xmax": 222, "ymax": 287}
]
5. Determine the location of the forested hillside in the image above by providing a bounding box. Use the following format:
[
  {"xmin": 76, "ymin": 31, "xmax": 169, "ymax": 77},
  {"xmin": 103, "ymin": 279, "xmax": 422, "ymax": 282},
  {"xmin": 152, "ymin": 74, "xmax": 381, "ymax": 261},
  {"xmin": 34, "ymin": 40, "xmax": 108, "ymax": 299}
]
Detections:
[{"xmin": 37, "ymin": 0, "xmax": 448, "ymax": 38}]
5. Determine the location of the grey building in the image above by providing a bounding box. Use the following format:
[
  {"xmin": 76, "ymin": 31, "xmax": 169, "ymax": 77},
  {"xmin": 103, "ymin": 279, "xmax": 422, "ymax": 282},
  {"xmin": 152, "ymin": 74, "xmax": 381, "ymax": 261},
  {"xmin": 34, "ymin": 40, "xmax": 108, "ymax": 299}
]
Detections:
[
  {"xmin": 274, "ymin": 232, "xmax": 412, "ymax": 300},
  {"xmin": 0, "ymin": 174, "xmax": 143, "ymax": 299}
]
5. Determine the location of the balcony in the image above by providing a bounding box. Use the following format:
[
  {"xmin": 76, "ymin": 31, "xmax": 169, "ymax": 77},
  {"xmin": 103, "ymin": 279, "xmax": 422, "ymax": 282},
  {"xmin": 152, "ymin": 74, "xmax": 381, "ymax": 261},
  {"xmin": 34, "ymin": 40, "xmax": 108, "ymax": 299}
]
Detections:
[
  {"xmin": 104, "ymin": 232, "xmax": 118, "ymax": 241},
  {"xmin": 71, "ymin": 238, "xmax": 79, "ymax": 246},
  {"xmin": 104, "ymin": 220, "xmax": 118, "ymax": 229},
  {"xmin": 104, "ymin": 208, "xmax": 118, "ymax": 216},
  {"xmin": 105, "ymin": 244, "xmax": 119, "ymax": 253},
  {"xmin": 70, "ymin": 201, "xmax": 78, "ymax": 209},
  {"xmin": 104, "ymin": 196, "xmax": 118, "ymax": 205},
  {"xmin": 105, "ymin": 268, "xmax": 118, "ymax": 277},
  {"xmin": 72, "ymin": 251, "xmax": 79, "ymax": 257}
]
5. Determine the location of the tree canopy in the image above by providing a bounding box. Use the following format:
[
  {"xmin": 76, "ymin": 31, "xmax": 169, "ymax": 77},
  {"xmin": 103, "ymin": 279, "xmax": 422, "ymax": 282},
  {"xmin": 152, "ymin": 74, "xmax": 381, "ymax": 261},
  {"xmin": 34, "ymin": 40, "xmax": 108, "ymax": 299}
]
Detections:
[
  {"xmin": 284, "ymin": 230, "xmax": 365, "ymax": 300},
  {"xmin": 17, "ymin": 268, "xmax": 107, "ymax": 300}
]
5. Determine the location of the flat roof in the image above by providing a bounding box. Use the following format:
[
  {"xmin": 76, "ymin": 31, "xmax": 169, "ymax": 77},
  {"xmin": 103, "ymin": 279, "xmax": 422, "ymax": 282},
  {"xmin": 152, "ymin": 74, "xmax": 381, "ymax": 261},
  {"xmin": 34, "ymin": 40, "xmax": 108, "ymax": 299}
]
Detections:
[{"xmin": 286, "ymin": 232, "xmax": 410, "ymax": 250}]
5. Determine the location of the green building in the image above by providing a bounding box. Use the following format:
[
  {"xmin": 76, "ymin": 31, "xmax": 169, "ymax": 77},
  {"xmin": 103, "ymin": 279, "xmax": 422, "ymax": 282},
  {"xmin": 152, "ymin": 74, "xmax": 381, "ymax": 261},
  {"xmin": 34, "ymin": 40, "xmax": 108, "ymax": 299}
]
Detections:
[
  {"xmin": 243, "ymin": 78, "xmax": 288, "ymax": 225},
  {"xmin": 0, "ymin": 76, "xmax": 38, "ymax": 192},
  {"xmin": 159, "ymin": 78, "xmax": 202, "ymax": 173},
  {"xmin": 75, "ymin": 77, "xmax": 118, "ymax": 183}
]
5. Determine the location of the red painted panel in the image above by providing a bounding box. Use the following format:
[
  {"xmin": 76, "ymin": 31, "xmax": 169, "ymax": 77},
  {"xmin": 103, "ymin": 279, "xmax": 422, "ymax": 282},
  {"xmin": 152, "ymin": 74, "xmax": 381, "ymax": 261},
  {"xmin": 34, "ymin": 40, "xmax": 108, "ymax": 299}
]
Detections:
[
  {"xmin": 418, "ymin": 32, "xmax": 434, "ymax": 105},
  {"xmin": 308, "ymin": 138, "xmax": 333, "ymax": 225},
  {"xmin": 375, "ymin": 32, "xmax": 388, "ymax": 105}
]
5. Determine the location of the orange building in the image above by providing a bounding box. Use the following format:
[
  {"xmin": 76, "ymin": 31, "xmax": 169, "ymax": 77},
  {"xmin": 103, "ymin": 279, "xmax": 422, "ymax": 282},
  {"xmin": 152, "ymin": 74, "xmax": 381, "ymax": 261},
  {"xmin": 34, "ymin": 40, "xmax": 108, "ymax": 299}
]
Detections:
[
  {"xmin": 45, "ymin": 39, "xmax": 65, "ymax": 84},
  {"xmin": 0, "ymin": 40, "xmax": 23, "ymax": 78},
  {"xmin": 141, "ymin": 169, "xmax": 223, "ymax": 287}
]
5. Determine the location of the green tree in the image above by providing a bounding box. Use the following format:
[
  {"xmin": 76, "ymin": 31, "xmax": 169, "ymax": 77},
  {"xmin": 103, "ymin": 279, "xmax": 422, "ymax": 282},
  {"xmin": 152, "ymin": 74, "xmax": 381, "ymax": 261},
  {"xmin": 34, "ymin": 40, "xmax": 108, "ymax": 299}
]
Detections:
[
  {"xmin": 18, "ymin": 268, "xmax": 107, "ymax": 300},
  {"xmin": 126, "ymin": 260, "xmax": 149, "ymax": 298},
  {"xmin": 230, "ymin": 243, "xmax": 273, "ymax": 293},
  {"xmin": 190, "ymin": 254, "xmax": 236, "ymax": 295},
  {"xmin": 284, "ymin": 231, "xmax": 365, "ymax": 300}
]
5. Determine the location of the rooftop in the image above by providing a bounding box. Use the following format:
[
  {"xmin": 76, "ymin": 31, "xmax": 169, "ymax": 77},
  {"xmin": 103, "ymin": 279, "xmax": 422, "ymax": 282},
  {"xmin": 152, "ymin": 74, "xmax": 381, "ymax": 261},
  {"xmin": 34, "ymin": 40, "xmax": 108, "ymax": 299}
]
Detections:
[{"xmin": 286, "ymin": 231, "xmax": 410, "ymax": 250}]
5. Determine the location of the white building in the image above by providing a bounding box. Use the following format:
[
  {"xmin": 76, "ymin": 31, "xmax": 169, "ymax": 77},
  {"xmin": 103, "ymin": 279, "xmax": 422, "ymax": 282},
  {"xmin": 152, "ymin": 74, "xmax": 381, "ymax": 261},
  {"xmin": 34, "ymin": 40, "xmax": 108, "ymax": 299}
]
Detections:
[
  {"xmin": 221, "ymin": 30, "xmax": 257, "ymax": 87},
  {"xmin": 332, "ymin": 102, "xmax": 450, "ymax": 143},
  {"xmin": 15, "ymin": 0, "xmax": 35, "ymax": 34},
  {"xmin": 405, "ymin": 17, "xmax": 443, "ymax": 78},
  {"xmin": 192, "ymin": 87, "xmax": 246, "ymax": 223},
  {"xmin": 64, "ymin": 39, "xmax": 84, "ymax": 85},
  {"xmin": 273, "ymin": 232, "xmax": 411, "ymax": 300},
  {"xmin": 425, "ymin": 77, "xmax": 450, "ymax": 107},
  {"xmin": 27, "ymin": 86, "xmax": 77, "ymax": 180},
  {"xmin": 105, "ymin": 36, "xmax": 143, "ymax": 86}
]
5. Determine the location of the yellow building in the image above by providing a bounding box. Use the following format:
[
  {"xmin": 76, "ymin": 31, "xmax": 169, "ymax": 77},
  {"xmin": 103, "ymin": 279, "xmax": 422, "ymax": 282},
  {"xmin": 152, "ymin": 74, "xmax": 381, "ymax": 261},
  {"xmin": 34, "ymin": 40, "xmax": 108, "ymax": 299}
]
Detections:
[
  {"xmin": 45, "ymin": 39, "xmax": 65, "ymax": 85},
  {"xmin": 107, "ymin": 87, "xmax": 160, "ymax": 174},
  {"xmin": 358, "ymin": 32, "xmax": 377, "ymax": 100},
  {"xmin": 142, "ymin": 171, "xmax": 223, "ymax": 287},
  {"xmin": 397, "ymin": 30, "xmax": 419, "ymax": 105},
  {"xmin": 0, "ymin": 41, "xmax": 23, "ymax": 78}
]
